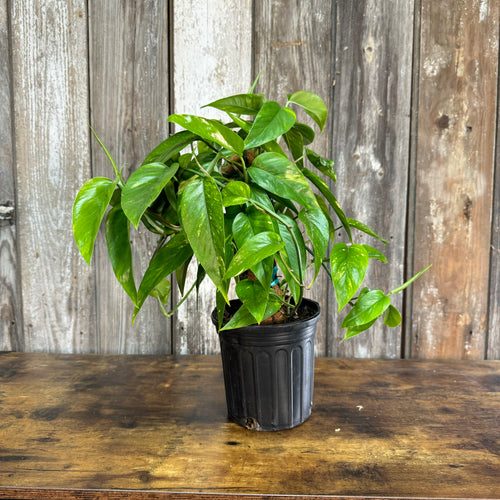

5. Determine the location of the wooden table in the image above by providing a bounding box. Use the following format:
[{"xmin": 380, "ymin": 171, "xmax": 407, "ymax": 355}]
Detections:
[{"xmin": 0, "ymin": 353, "xmax": 498, "ymax": 499}]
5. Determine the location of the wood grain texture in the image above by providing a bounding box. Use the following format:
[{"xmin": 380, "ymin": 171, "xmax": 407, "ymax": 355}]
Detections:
[
  {"xmin": 9, "ymin": 1, "xmax": 95, "ymax": 352},
  {"xmin": 88, "ymin": 0, "xmax": 171, "ymax": 354},
  {"xmin": 487, "ymin": 56, "xmax": 500, "ymax": 359},
  {"xmin": 410, "ymin": 0, "xmax": 499, "ymax": 359},
  {"xmin": 0, "ymin": 353, "xmax": 499, "ymax": 499},
  {"xmin": 328, "ymin": 0, "xmax": 415, "ymax": 358},
  {"xmin": 253, "ymin": 0, "xmax": 334, "ymax": 356},
  {"xmin": 0, "ymin": 0, "xmax": 22, "ymax": 350},
  {"xmin": 171, "ymin": 0, "xmax": 253, "ymax": 354}
]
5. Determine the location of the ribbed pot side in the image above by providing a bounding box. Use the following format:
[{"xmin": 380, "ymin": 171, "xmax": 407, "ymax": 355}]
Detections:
[{"xmin": 212, "ymin": 299, "xmax": 321, "ymax": 431}]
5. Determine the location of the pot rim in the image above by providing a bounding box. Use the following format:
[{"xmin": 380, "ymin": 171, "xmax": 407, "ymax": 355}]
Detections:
[{"xmin": 212, "ymin": 297, "xmax": 321, "ymax": 336}]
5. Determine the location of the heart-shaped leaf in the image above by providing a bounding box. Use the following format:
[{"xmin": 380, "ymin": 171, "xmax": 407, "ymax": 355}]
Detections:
[
  {"xmin": 232, "ymin": 210, "xmax": 275, "ymax": 287},
  {"xmin": 141, "ymin": 130, "xmax": 198, "ymax": 166},
  {"xmin": 249, "ymin": 152, "xmax": 318, "ymax": 210},
  {"xmin": 220, "ymin": 295, "xmax": 282, "ymax": 331},
  {"xmin": 235, "ymin": 279, "xmax": 269, "ymax": 323},
  {"xmin": 179, "ymin": 176, "xmax": 228, "ymax": 300},
  {"xmin": 244, "ymin": 101, "xmax": 296, "ymax": 149},
  {"xmin": 134, "ymin": 231, "xmax": 193, "ymax": 319},
  {"xmin": 222, "ymin": 181, "xmax": 251, "ymax": 207},
  {"xmin": 341, "ymin": 289, "xmax": 391, "ymax": 328},
  {"xmin": 73, "ymin": 177, "xmax": 116, "ymax": 264},
  {"xmin": 330, "ymin": 243, "xmax": 369, "ymax": 311},
  {"xmin": 122, "ymin": 162, "xmax": 179, "ymax": 229},
  {"xmin": 224, "ymin": 231, "xmax": 284, "ymax": 280},
  {"xmin": 168, "ymin": 114, "xmax": 244, "ymax": 156},
  {"xmin": 288, "ymin": 91, "xmax": 328, "ymax": 132},
  {"xmin": 383, "ymin": 304, "xmax": 402, "ymax": 327},
  {"xmin": 203, "ymin": 93, "xmax": 265, "ymax": 115}
]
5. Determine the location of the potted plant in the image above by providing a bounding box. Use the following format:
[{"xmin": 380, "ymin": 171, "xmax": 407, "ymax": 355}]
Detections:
[{"xmin": 73, "ymin": 79, "xmax": 428, "ymax": 431}]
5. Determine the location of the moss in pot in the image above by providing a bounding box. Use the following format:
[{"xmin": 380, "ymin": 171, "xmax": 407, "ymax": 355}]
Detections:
[{"xmin": 73, "ymin": 77, "xmax": 429, "ymax": 430}]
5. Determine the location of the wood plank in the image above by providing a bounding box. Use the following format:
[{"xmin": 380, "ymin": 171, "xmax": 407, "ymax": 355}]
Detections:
[
  {"xmin": 0, "ymin": 0, "xmax": 22, "ymax": 350},
  {"xmin": 9, "ymin": 1, "xmax": 95, "ymax": 352},
  {"xmin": 410, "ymin": 0, "xmax": 499, "ymax": 359},
  {"xmin": 171, "ymin": 0, "xmax": 253, "ymax": 354},
  {"xmin": 88, "ymin": 0, "xmax": 171, "ymax": 353},
  {"xmin": 487, "ymin": 57, "xmax": 500, "ymax": 359},
  {"xmin": 253, "ymin": 0, "xmax": 335, "ymax": 356},
  {"xmin": 327, "ymin": 0, "xmax": 415, "ymax": 357},
  {"xmin": 0, "ymin": 353, "xmax": 499, "ymax": 498}
]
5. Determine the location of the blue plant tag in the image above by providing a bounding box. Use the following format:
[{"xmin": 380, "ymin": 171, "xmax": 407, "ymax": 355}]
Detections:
[{"xmin": 270, "ymin": 266, "xmax": 280, "ymax": 287}]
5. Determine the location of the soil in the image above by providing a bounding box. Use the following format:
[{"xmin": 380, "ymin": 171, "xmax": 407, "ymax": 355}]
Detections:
[{"xmin": 220, "ymin": 298, "xmax": 318, "ymax": 328}]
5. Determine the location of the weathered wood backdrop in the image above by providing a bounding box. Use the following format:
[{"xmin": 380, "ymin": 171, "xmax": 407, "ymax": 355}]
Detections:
[{"xmin": 1, "ymin": 0, "xmax": 499, "ymax": 358}]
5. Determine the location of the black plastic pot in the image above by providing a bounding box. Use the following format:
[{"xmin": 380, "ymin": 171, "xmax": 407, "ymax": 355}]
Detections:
[{"xmin": 211, "ymin": 299, "xmax": 321, "ymax": 431}]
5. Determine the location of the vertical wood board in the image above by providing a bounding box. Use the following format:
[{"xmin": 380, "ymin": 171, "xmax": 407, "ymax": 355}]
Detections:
[
  {"xmin": 0, "ymin": 0, "xmax": 22, "ymax": 350},
  {"xmin": 328, "ymin": 0, "xmax": 415, "ymax": 357},
  {"xmin": 487, "ymin": 56, "xmax": 500, "ymax": 360},
  {"xmin": 253, "ymin": 0, "xmax": 334, "ymax": 356},
  {"xmin": 10, "ymin": 0, "xmax": 95, "ymax": 352},
  {"xmin": 172, "ymin": 0, "xmax": 253, "ymax": 354},
  {"xmin": 89, "ymin": 0, "xmax": 171, "ymax": 354},
  {"xmin": 411, "ymin": 0, "xmax": 498, "ymax": 359}
]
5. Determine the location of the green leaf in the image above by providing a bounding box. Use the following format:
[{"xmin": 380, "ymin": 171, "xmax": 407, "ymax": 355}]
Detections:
[
  {"xmin": 122, "ymin": 162, "xmax": 179, "ymax": 229},
  {"xmin": 105, "ymin": 205, "xmax": 136, "ymax": 303},
  {"xmin": 232, "ymin": 210, "xmax": 275, "ymax": 288},
  {"xmin": 343, "ymin": 319, "xmax": 378, "ymax": 340},
  {"xmin": 306, "ymin": 148, "xmax": 336, "ymax": 181},
  {"xmin": 342, "ymin": 289, "xmax": 391, "ymax": 328},
  {"xmin": 149, "ymin": 279, "xmax": 171, "ymax": 303},
  {"xmin": 175, "ymin": 255, "xmax": 193, "ymax": 295},
  {"xmin": 363, "ymin": 245, "xmax": 387, "ymax": 263},
  {"xmin": 275, "ymin": 215, "xmax": 306, "ymax": 303},
  {"xmin": 134, "ymin": 232, "xmax": 193, "ymax": 318},
  {"xmin": 220, "ymin": 295, "xmax": 282, "ymax": 331},
  {"xmin": 179, "ymin": 176, "xmax": 228, "ymax": 300},
  {"xmin": 221, "ymin": 181, "xmax": 251, "ymax": 207},
  {"xmin": 141, "ymin": 130, "xmax": 198, "ymax": 166},
  {"xmin": 390, "ymin": 265, "xmax": 432, "ymax": 295},
  {"xmin": 330, "ymin": 243, "xmax": 369, "ymax": 311},
  {"xmin": 303, "ymin": 168, "xmax": 352, "ymax": 241},
  {"xmin": 298, "ymin": 207, "xmax": 330, "ymax": 286},
  {"xmin": 348, "ymin": 218, "xmax": 388, "ymax": 244},
  {"xmin": 203, "ymin": 93, "xmax": 265, "ymax": 115},
  {"xmin": 224, "ymin": 231, "xmax": 284, "ymax": 279},
  {"xmin": 73, "ymin": 177, "xmax": 116, "ymax": 264},
  {"xmin": 244, "ymin": 101, "xmax": 296, "ymax": 149},
  {"xmin": 284, "ymin": 127, "xmax": 304, "ymax": 167},
  {"xmin": 288, "ymin": 91, "xmax": 328, "ymax": 132},
  {"xmin": 249, "ymin": 152, "xmax": 319, "ymax": 210},
  {"xmin": 293, "ymin": 122, "xmax": 315, "ymax": 145},
  {"xmin": 235, "ymin": 279, "xmax": 269, "ymax": 323},
  {"xmin": 315, "ymin": 194, "xmax": 336, "ymax": 236},
  {"xmin": 383, "ymin": 304, "xmax": 402, "ymax": 328},
  {"xmin": 168, "ymin": 114, "xmax": 244, "ymax": 156}
]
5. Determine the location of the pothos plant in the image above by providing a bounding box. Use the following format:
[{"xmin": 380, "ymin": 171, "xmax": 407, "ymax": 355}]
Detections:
[{"xmin": 73, "ymin": 80, "xmax": 428, "ymax": 338}]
